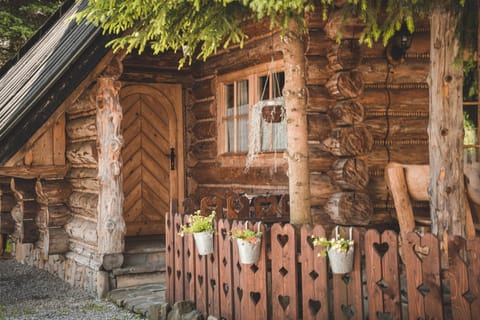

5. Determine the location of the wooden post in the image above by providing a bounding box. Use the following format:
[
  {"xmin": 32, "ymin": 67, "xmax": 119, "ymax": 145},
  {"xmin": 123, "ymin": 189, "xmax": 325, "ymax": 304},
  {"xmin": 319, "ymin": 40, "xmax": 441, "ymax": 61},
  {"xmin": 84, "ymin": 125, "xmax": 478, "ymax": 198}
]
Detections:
[
  {"xmin": 428, "ymin": 5, "xmax": 465, "ymax": 237},
  {"xmin": 96, "ymin": 57, "xmax": 126, "ymax": 268}
]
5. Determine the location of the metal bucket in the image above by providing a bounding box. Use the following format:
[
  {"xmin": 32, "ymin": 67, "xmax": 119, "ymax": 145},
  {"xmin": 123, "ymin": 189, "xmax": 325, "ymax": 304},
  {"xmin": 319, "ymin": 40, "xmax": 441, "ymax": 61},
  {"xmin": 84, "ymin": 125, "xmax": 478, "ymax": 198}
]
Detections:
[
  {"xmin": 237, "ymin": 238, "xmax": 261, "ymax": 264},
  {"xmin": 328, "ymin": 245, "xmax": 354, "ymax": 274},
  {"xmin": 193, "ymin": 231, "xmax": 214, "ymax": 255}
]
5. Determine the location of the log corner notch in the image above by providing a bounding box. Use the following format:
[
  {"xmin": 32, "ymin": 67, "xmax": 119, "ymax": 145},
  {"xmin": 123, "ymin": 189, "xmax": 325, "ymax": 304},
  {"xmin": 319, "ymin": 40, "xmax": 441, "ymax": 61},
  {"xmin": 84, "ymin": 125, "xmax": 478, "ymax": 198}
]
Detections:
[{"xmin": 96, "ymin": 55, "xmax": 126, "ymax": 269}]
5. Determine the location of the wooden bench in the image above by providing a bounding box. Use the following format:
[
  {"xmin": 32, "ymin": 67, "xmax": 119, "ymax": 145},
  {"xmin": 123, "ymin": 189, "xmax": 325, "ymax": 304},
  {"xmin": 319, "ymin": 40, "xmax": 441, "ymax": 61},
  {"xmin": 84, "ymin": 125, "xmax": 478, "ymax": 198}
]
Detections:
[{"xmin": 385, "ymin": 162, "xmax": 477, "ymax": 241}]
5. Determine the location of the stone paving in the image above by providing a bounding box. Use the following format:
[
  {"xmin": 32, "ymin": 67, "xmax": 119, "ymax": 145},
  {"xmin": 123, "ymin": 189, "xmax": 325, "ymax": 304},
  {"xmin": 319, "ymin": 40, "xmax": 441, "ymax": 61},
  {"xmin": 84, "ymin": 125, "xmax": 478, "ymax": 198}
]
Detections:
[{"xmin": 108, "ymin": 283, "xmax": 169, "ymax": 320}]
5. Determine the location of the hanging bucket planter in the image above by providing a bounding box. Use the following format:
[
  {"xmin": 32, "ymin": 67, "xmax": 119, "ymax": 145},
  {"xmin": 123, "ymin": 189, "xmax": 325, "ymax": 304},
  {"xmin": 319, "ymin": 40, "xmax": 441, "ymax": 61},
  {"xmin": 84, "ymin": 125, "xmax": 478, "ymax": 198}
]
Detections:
[
  {"xmin": 232, "ymin": 221, "xmax": 262, "ymax": 264},
  {"xmin": 327, "ymin": 227, "xmax": 354, "ymax": 274},
  {"xmin": 261, "ymin": 100, "xmax": 285, "ymax": 123},
  {"xmin": 193, "ymin": 231, "xmax": 214, "ymax": 255}
]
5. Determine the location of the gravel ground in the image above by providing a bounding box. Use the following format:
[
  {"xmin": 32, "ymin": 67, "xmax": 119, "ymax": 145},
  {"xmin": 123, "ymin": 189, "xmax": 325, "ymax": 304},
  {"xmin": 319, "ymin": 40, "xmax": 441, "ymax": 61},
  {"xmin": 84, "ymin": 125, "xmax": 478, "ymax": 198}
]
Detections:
[{"xmin": 0, "ymin": 257, "xmax": 143, "ymax": 320}]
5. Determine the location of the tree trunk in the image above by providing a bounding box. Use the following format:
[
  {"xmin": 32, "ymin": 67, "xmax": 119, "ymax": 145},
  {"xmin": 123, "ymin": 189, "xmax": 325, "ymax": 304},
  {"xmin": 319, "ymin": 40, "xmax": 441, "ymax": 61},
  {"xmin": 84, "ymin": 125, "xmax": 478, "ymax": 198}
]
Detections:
[
  {"xmin": 428, "ymin": 6, "xmax": 465, "ymax": 237},
  {"xmin": 282, "ymin": 21, "xmax": 311, "ymax": 225},
  {"xmin": 96, "ymin": 75, "xmax": 126, "ymax": 255}
]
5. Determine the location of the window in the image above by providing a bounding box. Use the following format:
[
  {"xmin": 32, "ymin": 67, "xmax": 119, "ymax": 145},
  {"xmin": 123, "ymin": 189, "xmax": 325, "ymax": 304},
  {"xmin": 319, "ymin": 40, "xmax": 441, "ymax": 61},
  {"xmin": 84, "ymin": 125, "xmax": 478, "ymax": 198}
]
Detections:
[
  {"xmin": 218, "ymin": 61, "xmax": 286, "ymax": 163},
  {"xmin": 463, "ymin": 62, "xmax": 479, "ymax": 163}
]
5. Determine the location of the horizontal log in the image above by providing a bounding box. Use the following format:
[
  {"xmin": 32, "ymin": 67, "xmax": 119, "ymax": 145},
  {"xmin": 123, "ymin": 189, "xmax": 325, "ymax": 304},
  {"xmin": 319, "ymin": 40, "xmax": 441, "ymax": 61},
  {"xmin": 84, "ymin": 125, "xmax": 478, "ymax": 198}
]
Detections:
[
  {"xmin": 65, "ymin": 251, "xmax": 102, "ymax": 271},
  {"xmin": 366, "ymin": 143, "xmax": 428, "ymax": 168},
  {"xmin": 0, "ymin": 165, "xmax": 69, "ymax": 180},
  {"xmin": 364, "ymin": 117, "xmax": 428, "ymax": 141},
  {"xmin": 35, "ymin": 204, "xmax": 71, "ymax": 227},
  {"xmin": 362, "ymin": 31, "xmax": 430, "ymax": 59},
  {"xmin": 310, "ymin": 173, "xmax": 341, "ymax": 207},
  {"xmin": 307, "ymin": 113, "xmax": 331, "ymax": 141},
  {"xmin": 306, "ymin": 86, "xmax": 334, "ymax": 113},
  {"xmin": 69, "ymin": 192, "xmax": 98, "ymax": 217},
  {"xmin": 320, "ymin": 126, "xmax": 373, "ymax": 156},
  {"xmin": 102, "ymin": 253, "xmax": 124, "ymax": 271},
  {"xmin": 191, "ymin": 120, "xmax": 216, "ymax": 140},
  {"xmin": 305, "ymin": 56, "xmax": 332, "ymax": 85},
  {"xmin": 359, "ymin": 88, "xmax": 429, "ymax": 116},
  {"xmin": 65, "ymin": 216, "xmax": 97, "ymax": 245},
  {"xmin": 310, "ymin": 206, "xmax": 335, "ymax": 234},
  {"xmin": 191, "ymin": 186, "xmax": 289, "ymax": 206},
  {"xmin": 305, "ymin": 9, "xmax": 327, "ymax": 29},
  {"xmin": 190, "ymin": 100, "xmax": 216, "ymax": 120},
  {"xmin": 326, "ymin": 70, "xmax": 364, "ymax": 99},
  {"xmin": 22, "ymin": 201, "xmax": 40, "ymax": 220},
  {"xmin": 327, "ymin": 100, "xmax": 365, "ymax": 126},
  {"xmin": 192, "ymin": 77, "xmax": 215, "ymax": 101},
  {"xmin": 42, "ymin": 227, "xmax": 69, "ymax": 256},
  {"xmin": 66, "ymin": 116, "xmax": 96, "ymax": 141},
  {"xmin": 325, "ymin": 192, "xmax": 373, "ymax": 226},
  {"xmin": 308, "ymin": 143, "xmax": 337, "ymax": 172},
  {"xmin": 358, "ymin": 58, "xmax": 429, "ymax": 84},
  {"xmin": 67, "ymin": 168, "xmax": 98, "ymax": 179},
  {"xmin": 323, "ymin": 12, "xmax": 365, "ymax": 40},
  {"xmin": 328, "ymin": 158, "xmax": 369, "ymax": 191},
  {"xmin": 190, "ymin": 141, "xmax": 217, "ymax": 160},
  {"xmin": 326, "ymin": 39, "xmax": 362, "ymax": 71},
  {"xmin": 67, "ymin": 88, "xmax": 96, "ymax": 116},
  {"xmin": 66, "ymin": 141, "xmax": 98, "ymax": 166},
  {"xmin": 191, "ymin": 163, "xmax": 288, "ymax": 185},
  {"xmin": 35, "ymin": 180, "xmax": 72, "ymax": 205},
  {"xmin": 20, "ymin": 219, "xmax": 39, "ymax": 243},
  {"xmin": 305, "ymin": 29, "xmax": 332, "ymax": 56},
  {"xmin": 69, "ymin": 178, "xmax": 99, "ymax": 193},
  {"xmin": 121, "ymin": 70, "xmax": 190, "ymax": 84}
]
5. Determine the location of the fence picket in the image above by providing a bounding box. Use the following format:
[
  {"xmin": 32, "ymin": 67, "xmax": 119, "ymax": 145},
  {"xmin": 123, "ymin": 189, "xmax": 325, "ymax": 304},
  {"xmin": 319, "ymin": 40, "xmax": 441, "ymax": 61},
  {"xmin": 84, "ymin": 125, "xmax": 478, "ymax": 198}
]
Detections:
[
  {"xmin": 207, "ymin": 219, "xmax": 220, "ymax": 316},
  {"xmin": 217, "ymin": 219, "xmax": 234, "ymax": 319},
  {"xmin": 165, "ymin": 211, "xmax": 175, "ymax": 304},
  {"xmin": 173, "ymin": 214, "xmax": 185, "ymax": 302},
  {"xmin": 467, "ymin": 238, "xmax": 480, "ymax": 315},
  {"xmin": 300, "ymin": 224, "xmax": 329, "ymax": 320},
  {"xmin": 449, "ymin": 236, "xmax": 471, "ymax": 319},
  {"xmin": 271, "ymin": 223, "xmax": 299, "ymax": 319},
  {"xmin": 194, "ymin": 243, "xmax": 208, "ymax": 314}
]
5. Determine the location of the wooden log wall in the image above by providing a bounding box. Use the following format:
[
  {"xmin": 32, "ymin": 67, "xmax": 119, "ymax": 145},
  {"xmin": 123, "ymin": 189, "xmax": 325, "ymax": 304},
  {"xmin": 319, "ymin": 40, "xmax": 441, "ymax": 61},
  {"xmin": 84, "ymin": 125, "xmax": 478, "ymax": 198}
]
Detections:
[
  {"xmin": 305, "ymin": 10, "xmax": 430, "ymax": 227},
  {"xmin": 65, "ymin": 84, "xmax": 102, "ymax": 269},
  {"xmin": 187, "ymin": 30, "xmax": 289, "ymax": 202}
]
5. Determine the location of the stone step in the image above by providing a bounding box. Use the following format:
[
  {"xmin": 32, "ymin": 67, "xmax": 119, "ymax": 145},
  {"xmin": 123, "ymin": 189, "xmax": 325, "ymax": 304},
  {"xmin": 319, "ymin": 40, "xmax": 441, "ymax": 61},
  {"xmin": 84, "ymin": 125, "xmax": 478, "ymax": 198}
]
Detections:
[
  {"xmin": 123, "ymin": 250, "xmax": 166, "ymax": 269},
  {"xmin": 115, "ymin": 270, "xmax": 165, "ymax": 289}
]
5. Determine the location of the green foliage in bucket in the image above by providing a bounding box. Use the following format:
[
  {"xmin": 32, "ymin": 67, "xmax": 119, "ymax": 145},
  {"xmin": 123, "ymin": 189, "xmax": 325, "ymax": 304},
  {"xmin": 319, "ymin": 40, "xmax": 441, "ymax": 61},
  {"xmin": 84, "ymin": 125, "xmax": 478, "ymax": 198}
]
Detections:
[{"xmin": 178, "ymin": 210, "xmax": 215, "ymax": 236}]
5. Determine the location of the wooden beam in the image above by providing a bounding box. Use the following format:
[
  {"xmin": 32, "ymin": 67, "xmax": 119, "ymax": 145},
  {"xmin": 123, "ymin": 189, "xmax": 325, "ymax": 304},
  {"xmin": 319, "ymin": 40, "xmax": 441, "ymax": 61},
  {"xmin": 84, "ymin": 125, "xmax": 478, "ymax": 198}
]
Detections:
[{"xmin": 0, "ymin": 165, "xmax": 70, "ymax": 179}]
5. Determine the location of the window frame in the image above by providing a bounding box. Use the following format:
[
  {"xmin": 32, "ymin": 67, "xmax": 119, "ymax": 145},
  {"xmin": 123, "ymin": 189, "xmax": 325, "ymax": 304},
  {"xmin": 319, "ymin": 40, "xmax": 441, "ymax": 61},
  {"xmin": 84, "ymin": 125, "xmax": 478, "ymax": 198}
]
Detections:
[{"xmin": 216, "ymin": 60, "xmax": 286, "ymax": 167}]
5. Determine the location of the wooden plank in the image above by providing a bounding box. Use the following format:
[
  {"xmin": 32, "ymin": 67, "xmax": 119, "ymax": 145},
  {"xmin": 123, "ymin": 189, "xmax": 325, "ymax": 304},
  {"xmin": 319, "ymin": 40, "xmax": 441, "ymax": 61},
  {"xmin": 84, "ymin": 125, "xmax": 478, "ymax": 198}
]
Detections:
[
  {"xmin": 217, "ymin": 219, "xmax": 234, "ymax": 319},
  {"xmin": 195, "ymin": 241, "xmax": 208, "ymax": 315},
  {"xmin": 467, "ymin": 238, "xmax": 480, "ymax": 315},
  {"xmin": 0, "ymin": 165, "xmax": 69, "ymax": 179},
  {"xmin": 271, "ymin": 223, "xmax": 298, "ymax": 319},
  {"xmin": 232, "ymin": 221, "xmax": 243, "ymax": 319},
  {"xmin": 403, "ymin": 232, "xmax": 426, "ymax": 319},
  {"xmin": 207, "ymin": 219, "xmax": 220, "ymax": 316},
  {"xmin": 448, "ymin": 236, "xmax": 471, "ymax": 319},
  {"xmin": 173, "ymin": 214, "xmax": 185, "ymax": 302},
  {"xmin": 421, "ymin": 233, "xmax": 443, "ymax": 319},
  {"xmin": 348, "ymin": 228, "xmax": 364, "ymax": 320},
  {"xmin": 300, "ymin": 224, "xmax": 329, "ymax": 320},
  {"xmin": 381, "ymin": 230, "xmax": 401, "ymax": 319},
  {"xmin": 365, "ymin": 230, "xmax": 384, "ymax": 319},
  {"xmin": 184, "ymin": 217, "xmax": 196, "ymax": 302},
  {"xmin": 32, "ymin": 127, "xmax": 54, "ymax": 165},
  {"xmin": 53, "ymin": 114, "xmax": 66, "ymax": 165},
  {"xmin": 164, "ymin": 211, "xmax": 174, "ymax": 304}
]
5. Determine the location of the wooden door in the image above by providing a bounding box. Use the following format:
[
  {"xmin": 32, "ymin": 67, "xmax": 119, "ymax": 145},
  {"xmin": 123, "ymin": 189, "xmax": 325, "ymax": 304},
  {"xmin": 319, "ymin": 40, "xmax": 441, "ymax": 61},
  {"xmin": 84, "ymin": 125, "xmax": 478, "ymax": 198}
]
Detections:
[{"xmin": 121, "ymin": 84, "xmax": 184, "ymax": 236}]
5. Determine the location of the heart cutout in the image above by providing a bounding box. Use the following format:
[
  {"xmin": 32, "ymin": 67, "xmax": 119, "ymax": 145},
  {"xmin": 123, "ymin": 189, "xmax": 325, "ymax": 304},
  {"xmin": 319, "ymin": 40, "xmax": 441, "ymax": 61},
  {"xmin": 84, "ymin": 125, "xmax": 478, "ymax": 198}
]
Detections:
[
  {"xmin": 197, "ymin": 275, "xmax": 203, "ymax": 286},
  {"xmin": 237, "ymin": 287, "xmax": 243, "ymax": 301},
  {"xmin": 223, "ymin": 283, "xmax": 229, "ymax": 295},
  {"xmin": 221, "ymin": 228, "xmax": 227, "ymax": 240},
  {"xmin": 413, "ymin": 244, "xmax": 430, "ymax": 261},
  {"xmin": 250, "ymin": 292, "xmax": 261, "ymax": 305},
  {"xmin": 373, "ymin": 242, "xmax": 389, "ymax": 258},
  {"xmin": 210, "ymin": 279, "xmax": 216, "ymax": 289},
  {"xmin": 376, "ymin": 312, "xmax": 393, "ymax": 320},
  {"xmin": 186, "ymin": 272, "xmax": 192, "ymax": 283},
  {"xmin": 167, "ymin": 266, "xmax": 172, "ymax": 276},
  {"xmin": 341, "ymin": 304, "xmax": 355, "ymax": 317},
  {"xmin": 277, "ymin": 234, "xmax": 289, "ymax": 248},
  {"xmin": 306, "ymin": 236, "xmax": 315, "ymax": 250},
  {"xmin": 176, "ymin": 270, "xmax": 181, "ymax": 280},
  {"xmin": 308, "ymin": 299, "xmax": 321, "ymax": 315},
  {"xmin": 278, "ymin": 295, "xmax": 290, "ymax": 311}
]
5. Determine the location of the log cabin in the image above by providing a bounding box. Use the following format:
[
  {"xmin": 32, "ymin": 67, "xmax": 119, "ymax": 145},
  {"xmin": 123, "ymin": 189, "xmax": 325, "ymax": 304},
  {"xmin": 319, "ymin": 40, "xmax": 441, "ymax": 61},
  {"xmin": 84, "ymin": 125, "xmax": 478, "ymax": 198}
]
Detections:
[{"xmin": 0, "ymin": 0, "xmax": 476, "ymax": 298}]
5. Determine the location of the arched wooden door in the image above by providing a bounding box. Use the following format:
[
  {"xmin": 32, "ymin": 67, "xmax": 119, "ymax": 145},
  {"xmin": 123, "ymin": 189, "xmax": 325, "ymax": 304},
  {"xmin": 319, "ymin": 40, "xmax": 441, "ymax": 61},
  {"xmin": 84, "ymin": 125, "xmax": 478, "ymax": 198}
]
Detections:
[{"xmin": 121, "ymin": 84, "xmax": 184, "ymax": 236}]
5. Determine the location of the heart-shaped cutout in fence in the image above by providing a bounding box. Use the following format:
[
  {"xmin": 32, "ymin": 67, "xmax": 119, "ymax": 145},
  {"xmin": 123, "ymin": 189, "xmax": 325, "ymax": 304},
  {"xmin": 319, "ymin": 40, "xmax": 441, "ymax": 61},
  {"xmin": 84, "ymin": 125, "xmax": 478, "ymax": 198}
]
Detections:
[
  {"xmin": 278, "ymin": 295, "xmax": 290, "ymax": 311},
  {"xmin": 250, "ymin": 292, "xmax": 261, "ymax": 305},
  {"xmin": 186, "ymin": 272, "xmax": 192, "ymax": 283},
  {"xmin": 197, "ymin": 275, "xmax": 203, "ymax": 286},
  {"xmin": 237, "ymin": 287, "xmax": 243, "ymax": 300},
  {"xmin": 373, "ymin": 242, "xmax": 389, "ymax": 258},
  {"xmin": 413, "ymin": 244, "xmax": 430, "ymax": 261},
  {"xmin": 308, "ymin": 299, "xmax": 321, "ymax": 315},
  {"xmin": 277, "ymin": 234, "xmax": 289, "ymax": 248},
  {"xmin": 341, "ymin": 304, "xmax": 355, "ymax": 317}
]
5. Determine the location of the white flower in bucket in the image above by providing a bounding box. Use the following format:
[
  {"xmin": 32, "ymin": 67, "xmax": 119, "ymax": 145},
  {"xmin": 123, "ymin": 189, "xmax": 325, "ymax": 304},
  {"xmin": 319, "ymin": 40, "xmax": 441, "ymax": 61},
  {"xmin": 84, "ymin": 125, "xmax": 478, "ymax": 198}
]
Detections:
[
  {"xmin": 312, "ymin": 226, "xmax": 354, "ymax": 274},
  {"xmin": 231, "ymin": 221, "xmax": 262, "ymax": 264}
]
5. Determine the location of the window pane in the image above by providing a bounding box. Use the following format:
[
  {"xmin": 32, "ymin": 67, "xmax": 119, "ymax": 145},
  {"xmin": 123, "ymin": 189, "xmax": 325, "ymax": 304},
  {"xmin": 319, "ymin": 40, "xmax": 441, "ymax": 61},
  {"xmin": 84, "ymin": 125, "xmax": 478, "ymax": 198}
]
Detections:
[
  {"xmin": 273, "ymin": 121, "xmax": 287, "ymax": 149},
  {"xmin": 238, "ymin": 103, "xmax": 249, "ymax": 152},
  {"xmin": 225, "ymin": 84, "xmax": 234, "ymax": 152},
  {"xmin": 237, "ymin": 80, "xmax": 249, "ymax": 109},
  {"xmin": 272, "ymin": 72, "xmax": 285, "ymax": 98},
  {"xmin": 258, "ymin": 75, "xmax": 269, "ymax": 100},
  {"xmin": 261, "ymin": 120, "xmax": 271, "ymax": 151}
]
